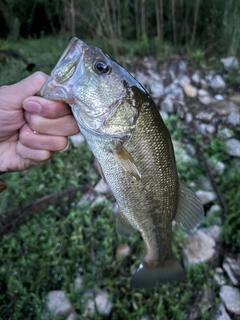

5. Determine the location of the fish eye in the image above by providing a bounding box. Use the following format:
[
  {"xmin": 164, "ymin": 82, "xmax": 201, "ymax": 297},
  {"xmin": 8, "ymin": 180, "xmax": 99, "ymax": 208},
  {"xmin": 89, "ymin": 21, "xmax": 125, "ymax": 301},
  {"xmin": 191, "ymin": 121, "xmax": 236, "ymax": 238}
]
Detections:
[{"xmin": 94, "ymin": 61, "xmax": 110, "ymax": 74}]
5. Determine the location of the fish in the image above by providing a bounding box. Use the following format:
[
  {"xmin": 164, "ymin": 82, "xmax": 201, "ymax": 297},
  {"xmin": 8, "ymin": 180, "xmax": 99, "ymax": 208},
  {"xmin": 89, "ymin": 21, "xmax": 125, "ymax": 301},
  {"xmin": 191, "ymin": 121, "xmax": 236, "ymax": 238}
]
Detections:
[
  {"xmin": 0, "ymin": 177, "xmax": 7, "ymax": 193},
  {"xmin": 40, "ymin": 37, "xmax": 204, "ymax": 289}
]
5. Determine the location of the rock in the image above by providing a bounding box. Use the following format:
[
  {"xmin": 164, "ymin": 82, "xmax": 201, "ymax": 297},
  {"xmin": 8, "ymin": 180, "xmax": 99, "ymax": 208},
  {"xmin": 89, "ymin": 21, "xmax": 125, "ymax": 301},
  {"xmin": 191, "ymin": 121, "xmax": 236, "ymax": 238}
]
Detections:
[
  {"xmin": 70, "ymin": 133, "xmax": 85, "ymax": 147},
  {"xmin": 84, "ymin": 290, "xmax": 113, "ymax": 317},
  {"xmin": 199, "ymin": 95, "xmax": 213, "ymax": 105},
  {"xmin": 182, "ymin": 230, "xmax": 216, "ymax": 266},
  {"xmin": 210, "ymin": 75, "xmax": 226, "ymax": 90},
  {"xmin": 74, "ymin": 276, "xmax": 84, "ymax": 292},
  {"xmin": 195, "ymin": 111, "xmax": 215, "ymax": 122},
  {"xmin": 215, "ymin": 94, "xmax": 224, "ymax": 101},
  {"xmin": 172, "ymin": 140, "xmax": 193, "ymax": 164},
  {"xmin": 178, "ymin": 75, "xmax": 191, "ymax": 85},
  {"xmin": 201, "ymin": 225, "xmax": 222, "ymax": 242},
  {"xmin": 135, "ymin": 71, "xmax": 151, "ymax": 88},
  {"xmin": 221, "ymin": 56, "xmax": 239, "ymax": 69},
  {"xmin": 226, "ymin": 138, "xmax": 240, "ymax": 157},
  {"xmin": 206, "ymin": 204, "xmax": 222, "ymax": 225},
  {"xmin": 188, "ymin": 289, "xmax": 212, "ymax": 319},
  {"xmin": 45, "ymin": 290, "xmax": 74, "ymax": 317},
  {"xmin": 149, "ymin": 81, "xmax": 164, "ymax": 99},
  {"xmin": 222, "ymin": 254, "xmax": 240, "ymax": 286},
  {"xmin": 229, "ymin": 93, "xmax": 240, "ymax": 105},
  {"xmin": 207, "ymin": 158, "xmax": 225, "ymax": 173},
  {"xmin": 116, "ymin": 243, "xmax": 131, "ymax": 257},
  {"xmin": 214, "ymin": 268, "xmax": 226, "ymax": 286},
  {"xmin": 192, "ymin": 71, "xmax": 201, "ymax": 84},
  {"xmin": 197, "ymin": 123, "xmax": 216, "ymax": 135},
  {"xmin": 181, "ymin": 82, "xmax": 198, "ymax": 98},
  {"xmin": 160, "ymin": 110, "xmax": 168, "ymax": 121},
  {"xmin": 219, "ymin": 128, "xmax": 234, "ymax": 139},
  {"xmin": 141, "ymin": 316, "xmax": 150, "ymax": 320},
  {"xmin": 198, "ymin": 89, "xmax": 209, "ymax": 97},
  {"xmin": 213, "ymin": 304, "xmax": 231, "ymax": 320},
  {"xmin": 93, "ymin": 178, "xmax": 110, "ymax": 194},
  {"xmin": 66, "ymin": 312, "xmax": 78, "ymax": 320},
  {"xmin": 220, "ymin": 285, "xmax": 240, "ymax": 315},
  {"xmin": 164, "ymin": 83, "xmax": 179, "ymax": 96},
  {"xmin": 211, "ymin": 100, "xmax": 239, "ymax": 116},
  {"xmin": 225, "ymin": 112, "xmax": 240, "ymax": 126},
  {"xmin": 160, "ymin": 95, "xmax": 175, "ymax": 113},
  {"xmin": 196, "ymin": 190, "xmax": 217, "ymax": 205}
]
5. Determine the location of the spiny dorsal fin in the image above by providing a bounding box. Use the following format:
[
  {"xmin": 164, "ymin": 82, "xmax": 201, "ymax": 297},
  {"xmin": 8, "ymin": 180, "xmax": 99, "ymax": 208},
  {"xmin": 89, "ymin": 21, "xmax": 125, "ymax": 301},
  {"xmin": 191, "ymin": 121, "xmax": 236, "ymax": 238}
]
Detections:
[
  {"xmin": 111, "ymin": 144, "xmax": 141, "ymax": 181},
  {"xmin": 174, "ymin": 181, "xmax": 204, "ymax": 234},
  {"xmin": 116, "ymin": 208, "xmax": 136, "ymax": 238}
]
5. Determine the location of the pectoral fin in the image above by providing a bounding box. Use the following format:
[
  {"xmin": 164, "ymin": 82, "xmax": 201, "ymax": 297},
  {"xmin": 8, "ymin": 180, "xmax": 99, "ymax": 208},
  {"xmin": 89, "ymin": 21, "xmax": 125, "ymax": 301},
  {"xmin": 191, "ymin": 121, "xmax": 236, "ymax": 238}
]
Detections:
[
  {"xmin": 174, "ymin": 181, "xmax": 204, "ymax": 233},
  {"xmin": 111, "ymin": 145, "xmax": 141, "ymax": 181},
  {"xmin": 116, "ymin": 209, "xmax": 136, "ymax": 238},
  {"xmin": 0, "ymin": 178, "xmax": 7, "ymax": 193}
]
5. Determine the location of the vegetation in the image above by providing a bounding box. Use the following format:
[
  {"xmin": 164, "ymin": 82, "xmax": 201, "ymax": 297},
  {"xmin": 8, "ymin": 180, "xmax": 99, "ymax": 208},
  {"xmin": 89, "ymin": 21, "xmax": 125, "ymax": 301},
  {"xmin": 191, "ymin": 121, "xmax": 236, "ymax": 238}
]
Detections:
[{"xmin": 1, "ymin": 0, "xmax": 240, "ymax": 56}]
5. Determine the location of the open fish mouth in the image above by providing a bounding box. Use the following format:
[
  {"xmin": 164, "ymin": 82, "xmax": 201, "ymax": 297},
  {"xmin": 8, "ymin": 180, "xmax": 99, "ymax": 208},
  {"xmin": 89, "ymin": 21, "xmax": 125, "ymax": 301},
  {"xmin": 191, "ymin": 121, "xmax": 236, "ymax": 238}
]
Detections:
[{"xmin": 39, "ymin": 38, "xmax": 86, "ymax": 103}]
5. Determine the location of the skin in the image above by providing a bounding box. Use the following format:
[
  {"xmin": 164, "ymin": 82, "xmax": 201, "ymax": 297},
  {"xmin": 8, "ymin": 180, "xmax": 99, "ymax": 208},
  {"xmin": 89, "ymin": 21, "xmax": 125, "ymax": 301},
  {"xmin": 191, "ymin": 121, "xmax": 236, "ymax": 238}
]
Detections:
[{"xmin": 0, "ymin": 71, "xmax": 79, "ymax": 172}]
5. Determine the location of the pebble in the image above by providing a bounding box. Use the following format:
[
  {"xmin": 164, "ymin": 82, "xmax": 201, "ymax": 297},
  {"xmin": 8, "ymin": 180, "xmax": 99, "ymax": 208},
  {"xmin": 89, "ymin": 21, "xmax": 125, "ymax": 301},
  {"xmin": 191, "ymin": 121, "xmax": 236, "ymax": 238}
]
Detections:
[
  {"xmin": 149, "ymin": 81, "xmax": 164, "ymax": 99},
  {"xmin": 213, "ymin": 303, "xmax": 231, "ymax": 320},
  {"xmin": 214, "ymin": 268, "xmax": 226, "ymax": 286},
  {"xmin": 45, "ymin": 291, "xmax": 74, "ymax": 317},
  {"xmin": 74, "ymin": 276, "xmax": 84, "ymax": 292},
  {"xmin": 192, "ymin": 71, "xmax": 201, "ymax": 84},
  {"xmin": 225, "ymin": 112, "xmax": 240, "ymax": 126},
  {"xmin": 182, "ymin": 230, "xmax": 216, "ymax": 266},
  {"xmin": 181, "ymin": 82, "xmax": 198, "ymax": 98},
  {"xmin": 84, "ymin": 290, "xmax": 113, "ymax": 317},
  {"xmin": 116, "ymin": 243, "xmax": 131, "ymax": 257},
  {"xmin": 220, "ymin": 285, "xmax": 240, "ymax": 315},
  {"xmin": 210, "ymin": 75, "xmax": 226, "ymax": 90},
  {"xmin": 69, "ymin": 133, "xmax": 85, "ymax": 147},
  {"xmin": 215, "ymin": 94, "xmax": 224, "ymax": 101},
  {"xmin": 93, "ymin": 178, "xmax": 110, "ymax": 194},
  {"xmin": 221, "ymin": 56, "xmax": 239, "ymax": 69},
  {"xmin": 226, "ymin": 138, "xmax": 240, "ymax": 157},
  {"xmin": 196, "ymin": 190, "xmax": 217, "ymax": 205},
  {"xmin": 222, "ymin": 255, "xmax": 240, "ymax": 286},
  {"xmin": 160, "ymin": 95, "xmax": 175, "ymax": 113},
  {"xmin": 201, "ymin": 225, "xmax": 222, "ymax": 242}
]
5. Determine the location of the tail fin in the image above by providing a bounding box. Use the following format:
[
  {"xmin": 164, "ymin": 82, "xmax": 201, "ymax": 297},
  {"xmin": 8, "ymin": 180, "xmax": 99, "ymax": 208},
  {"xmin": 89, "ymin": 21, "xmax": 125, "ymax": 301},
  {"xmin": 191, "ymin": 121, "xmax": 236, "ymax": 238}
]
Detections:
[{"xmin": 130, "ymin": 259, "xmax": 185, "ymax": 289}]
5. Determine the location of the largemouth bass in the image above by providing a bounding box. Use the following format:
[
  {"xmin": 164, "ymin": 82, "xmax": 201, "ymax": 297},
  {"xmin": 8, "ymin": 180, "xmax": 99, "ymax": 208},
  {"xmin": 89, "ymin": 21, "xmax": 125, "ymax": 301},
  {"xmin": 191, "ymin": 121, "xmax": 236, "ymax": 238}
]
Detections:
[{"xmin": 40, "ymin": 38, "xmax": 204, "ymax": 289}]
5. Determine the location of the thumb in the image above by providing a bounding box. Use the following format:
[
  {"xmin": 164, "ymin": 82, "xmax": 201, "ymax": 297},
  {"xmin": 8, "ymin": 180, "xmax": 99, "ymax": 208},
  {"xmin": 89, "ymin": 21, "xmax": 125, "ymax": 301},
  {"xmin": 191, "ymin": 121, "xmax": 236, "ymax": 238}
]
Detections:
[{"xmin": 0, "ymin": 72, "xmax": 48, "ymax": 110}]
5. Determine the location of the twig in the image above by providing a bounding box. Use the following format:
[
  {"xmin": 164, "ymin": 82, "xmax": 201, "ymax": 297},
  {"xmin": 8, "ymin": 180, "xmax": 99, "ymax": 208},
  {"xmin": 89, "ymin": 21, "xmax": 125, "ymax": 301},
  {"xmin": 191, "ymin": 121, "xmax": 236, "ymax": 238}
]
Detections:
[{"xmin": 0, "ymin": 185, "xmax": 90, "ymax": 238}]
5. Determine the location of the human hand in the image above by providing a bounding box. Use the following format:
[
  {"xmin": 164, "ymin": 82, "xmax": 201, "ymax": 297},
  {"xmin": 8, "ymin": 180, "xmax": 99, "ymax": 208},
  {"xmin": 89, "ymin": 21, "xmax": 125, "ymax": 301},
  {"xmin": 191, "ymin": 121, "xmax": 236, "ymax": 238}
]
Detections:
[{"xmin": 0, "ymin": 72, "xmax": 79, "ymax": 172}]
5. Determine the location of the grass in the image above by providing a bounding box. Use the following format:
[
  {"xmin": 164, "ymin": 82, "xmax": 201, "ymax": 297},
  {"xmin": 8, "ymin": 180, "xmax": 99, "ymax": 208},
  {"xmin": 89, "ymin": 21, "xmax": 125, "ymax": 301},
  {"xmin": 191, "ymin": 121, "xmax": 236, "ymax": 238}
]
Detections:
[{"xmin": 0, "ymin": 35, "xmax": 239, "ymax": 319}]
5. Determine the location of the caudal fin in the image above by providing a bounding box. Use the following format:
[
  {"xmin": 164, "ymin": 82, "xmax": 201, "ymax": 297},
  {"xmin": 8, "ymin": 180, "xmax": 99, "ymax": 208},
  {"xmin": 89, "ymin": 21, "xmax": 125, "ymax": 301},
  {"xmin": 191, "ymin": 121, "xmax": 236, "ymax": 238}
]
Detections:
[{"xmin": 130, "ymin": 259, "xmax": 185, "ymax": 289}]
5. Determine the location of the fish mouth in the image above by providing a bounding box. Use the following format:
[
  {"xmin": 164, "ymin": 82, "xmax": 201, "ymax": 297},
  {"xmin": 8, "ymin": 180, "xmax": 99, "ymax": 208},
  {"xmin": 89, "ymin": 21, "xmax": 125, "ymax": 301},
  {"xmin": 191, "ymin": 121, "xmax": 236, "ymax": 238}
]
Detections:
[{"xmin": 39, "ymin": 37, "xmax": 87, "ymax": 103}]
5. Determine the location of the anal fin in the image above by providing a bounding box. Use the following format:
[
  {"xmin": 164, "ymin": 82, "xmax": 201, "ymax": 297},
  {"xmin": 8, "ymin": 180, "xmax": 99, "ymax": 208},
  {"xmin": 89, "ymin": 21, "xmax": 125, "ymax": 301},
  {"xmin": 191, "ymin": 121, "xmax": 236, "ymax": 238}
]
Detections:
[
  {"xmin": 174, "ymin": 181, "xmax": 204, "ymax": 234},
  {"xmin": 116, "ymin": 209, "xmax": 136, "ymax": 238}
]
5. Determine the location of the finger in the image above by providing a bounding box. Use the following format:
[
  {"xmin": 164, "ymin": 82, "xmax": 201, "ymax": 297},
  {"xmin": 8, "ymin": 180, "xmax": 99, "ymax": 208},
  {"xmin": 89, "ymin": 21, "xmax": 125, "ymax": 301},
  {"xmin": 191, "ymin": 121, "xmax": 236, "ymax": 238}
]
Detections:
[
  {"xmin": 16, "ymin": 139, "xmax": 53, "ymax": 163},
  {"xmin": 23, "ymin": 97, "xmax": 73, "ymax": 119},
  {"xmin": 0, "ymin": 72, "xmax": 48, "ymax": 109},
  {"xmin": 19, "ymin": 123, "xmax": 68, "ymax": 151},
  {"xmin": 25, "ymin": 112, "xmax": 79, "ymax": 136}
]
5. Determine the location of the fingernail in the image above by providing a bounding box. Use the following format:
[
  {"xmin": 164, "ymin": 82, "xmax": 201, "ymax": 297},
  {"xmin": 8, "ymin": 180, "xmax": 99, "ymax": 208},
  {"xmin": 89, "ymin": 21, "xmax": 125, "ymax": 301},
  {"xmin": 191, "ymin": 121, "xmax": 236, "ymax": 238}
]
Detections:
[{"xmin": 23, "ymin": 101, "xmax": 42, "ymax": 114}]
